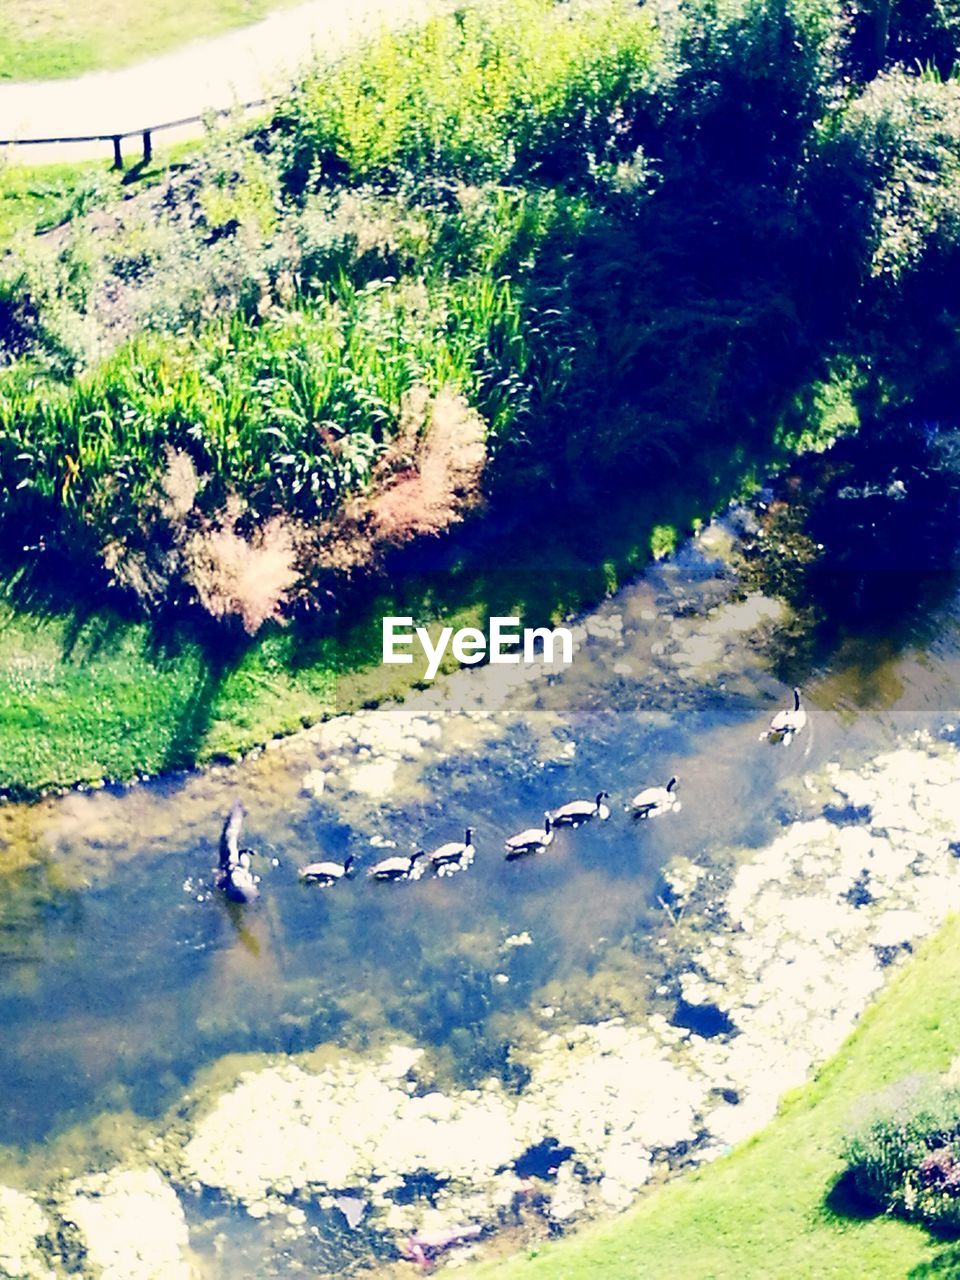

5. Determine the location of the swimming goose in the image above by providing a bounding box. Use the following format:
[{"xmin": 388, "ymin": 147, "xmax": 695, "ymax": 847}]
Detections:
[
  {"xmin": 629, "ymin": 776, "xmax": 679, "ymax": 818},
  {"xmin": 219, "ymin": 800, "xmax": 246, "ymax": 873},
  {"xmin": 548, "ymin": 791, "xmax": 610, "ymax": 827},
  {"xmin": 221, "ymin": 851, "xmax": 260, "ymax": 903},
  {"xmin": 217, "ymin": 802, "xmax": 261, "ymax": 901},
  {"xmin": 368, "ymin": 850, "xmax": 426, "ymax": 881},
  {"xmin": 769, "ymin": 687, "xmax": 808, "ymax": 742},
  {"xmin": 430, "ymin": 828, "xmax": 476, "ymax": 876},
  {"xmin": 505, "ymin": 813, "xmax": 554, "ymax": 858},
  {"xmin": 299, "ymin": 855, "xmax": 355, "ymax": 887}
]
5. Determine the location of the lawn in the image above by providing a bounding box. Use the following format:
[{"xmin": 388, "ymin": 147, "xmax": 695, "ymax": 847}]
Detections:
[
  {"xmin": 0, "ymin": 0, "xmax": 301, "ymax": 80},
  {"xmin": 475, "ymin": 917, "xmax": 960, "ymax": 1280},
  {"xmin": 0, "ymin": 133, "xmax": 210, "ymax": 250}
]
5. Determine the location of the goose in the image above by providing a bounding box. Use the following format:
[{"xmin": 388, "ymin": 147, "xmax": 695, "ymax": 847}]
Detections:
[
  {"xmin": 769, "ymin": 687, "xmax": 808, "ymax": 742},
  {"xmin": 299, "ymin": 854, "xmax": 355, "ymax": 887},
  {"xmin": 368, "ymin": 850, "xmax": 426, "ymax": 881},
  {"xmin": 429, "ymin": 828, "xmax": 476, "ymax": 876},
  {"xmin": 219, "ymin": 800, "xmax": 246, "ymax": 873},
  {"xmin": 548, "ymin": 791, "xmax": 610, "ymax": 827},
  {"xmin": 629, "ymin": 776, "xmax": 679, "ymax": 818},
  {"xmin": 505, "ymin": 813, "xmax": 554, "ymax": 859},
  {"xmin": 222, "ymin": 851, "xmax": 260, "ymax": 903},
  {"xmin": 216, "ymin": 802, "xmax": 261, "ymax": 901}
]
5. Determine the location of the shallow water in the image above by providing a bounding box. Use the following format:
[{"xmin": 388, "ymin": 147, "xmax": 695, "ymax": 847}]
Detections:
[{"xmin": 3, "ymin": 482, "xmax": 960, "ymax": 1269}]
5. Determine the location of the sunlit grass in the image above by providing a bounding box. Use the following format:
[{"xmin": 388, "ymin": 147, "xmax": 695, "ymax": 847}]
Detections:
[{"xmin": 0, "ymin": 0, "xmax": 301, "ymax": 80}]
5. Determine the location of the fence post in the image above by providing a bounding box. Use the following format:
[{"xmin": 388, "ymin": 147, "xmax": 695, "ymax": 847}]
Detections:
[
  {"xmin": 112, "ymin": 135, "xmax": 123, "ymax": 170},
  {"xmin": 142, "ymin": 130, "xmax": 152, "ymax": 164}
]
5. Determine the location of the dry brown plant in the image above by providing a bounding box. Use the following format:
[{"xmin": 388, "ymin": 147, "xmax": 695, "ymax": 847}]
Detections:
[
  {"xmin": 183, "ymin": 496, "xmax": 300, "ymax": 635},
  {"xmin": 158, "ymin": 446, "xmax": 201, "ymax": 522},
  {"xmin": 315, "ymin": 384, "xmax": 486, "ymax": 573}
]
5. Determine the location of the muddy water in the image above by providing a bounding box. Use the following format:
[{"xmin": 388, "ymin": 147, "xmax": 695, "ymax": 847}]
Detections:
[{"xmin": 2, "ymin": 503, "xmax": 960, "ymax": 1269}]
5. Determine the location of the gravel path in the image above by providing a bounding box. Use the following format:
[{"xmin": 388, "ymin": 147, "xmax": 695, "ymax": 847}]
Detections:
[{"xmin": 0, "ymin": 0, "xmax": 441, "ymax": 166}]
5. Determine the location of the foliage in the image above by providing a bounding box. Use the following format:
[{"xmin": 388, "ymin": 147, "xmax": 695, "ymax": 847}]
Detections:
[
  {"xmin": 825, "ymin": 71, "xmax": 960, "ymax": 280},
  {"xmin": 0, "ymin": 160, "xmax": 116, "ymax": 251},
  {"xmin": 0, "ymin": 0, "xmax": 300, "ymax": 81},
  {"xmin": 660, "ymin": 0, "xmax": 841, "ymax": 181},
  {"xmin": 271, "ymin": 0, "xmax": 658, "ymax": 194},
  {"xmin": 181, "ymin": 499, "xmax": 299, "ymax": 634},
  {"xmin": 315, "ymin": 384, "xmax": 487, "ymax": 572},
  {"xmin": 5, "ymin": 0, "xmax": 960, "ymax": 758},
  {"xmin": 101, "ymin": 450, "xmax": 302, "ymax": 633},
  {"xmin": 844, "ymin": 0, "xmax": 960, "ymax": 80},
  {"xmin": 0, "ymin": 273, "xmax": 522, "ymax": 546},
  {"xmin": 842, "ymin": 1074, "xmax": 960, "ymax": 1229}
]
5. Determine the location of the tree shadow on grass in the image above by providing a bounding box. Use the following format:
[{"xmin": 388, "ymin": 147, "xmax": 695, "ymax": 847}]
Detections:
[
  {"xmin": 822, "ymin": 1170, "xmax": 960, "ymax": 1277},
  {"xmin": 0, "ymin": 533, "xmax": 251, "ymax": 779},
  {"xmin": 158, "ymin": 641, "xmax": 240, "ymax": 774},
  {"xmin": 0, "ymin": 539, "xmax": 131, "ymax": 663},
  {"xmin": 820, "ymin": 1168, "xmax": 881, "ymax": 1225},
  {"xmin": 909, "ymin": 1243, "xmax": 960, "ymax": 1276}
]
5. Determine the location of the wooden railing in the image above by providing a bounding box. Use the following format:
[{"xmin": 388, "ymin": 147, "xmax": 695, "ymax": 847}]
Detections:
[{"xmin": 0, "ymin": 97, "xmax": 273, "ymax": 168}]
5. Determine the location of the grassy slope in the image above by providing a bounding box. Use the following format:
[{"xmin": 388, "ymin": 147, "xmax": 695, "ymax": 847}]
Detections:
[
  {"xmin": 0, "ymin": 467, "xmax": 700, "ymax": 795},
  {"xmin": 0, "ymin": 0, "xmax": 681, "ymax": 798},
  {"xmin": 0, "ymin": 160, "xmax": 158, "ymax": 247},
  {"xmin": 476, "ymin": 918, "xmax": 960, "ymax": 1280},
  {"xmin": 0, "ymin": 0, "xmax": 300, "ymax": 80},
  {"xmin": 0, "ymin": 134, "xmax": 210, "ymax": 249}
]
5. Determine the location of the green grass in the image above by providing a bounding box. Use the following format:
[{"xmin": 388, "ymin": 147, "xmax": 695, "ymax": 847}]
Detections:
[
  {"xmin": 275, "ymin": 0, "xmax": 656, "ymax": 191},
  {"xmin": 0, "ymin": 0, "xmax": 301, "ymax": 80},
  {"xmin": 0, "ymin": 140, "xmax": 204, "ymax": 251},
  {"xmin": 474, "ymin": 917, "xmax": 960, "ymax": 1280},
  {"xmin": 0, "ymin": 160, "xmax": 116, "ymax": 249},
  {"xmin": 0, "ymin": 588, "xmax": 404, "ymax": 794}
]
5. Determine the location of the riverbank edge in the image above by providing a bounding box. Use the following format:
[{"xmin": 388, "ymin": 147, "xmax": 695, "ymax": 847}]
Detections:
[
  {"xmin": 0, "ymin": 0, "xmax": 857, "ymax": 807},
  {"xmin": 473, "ymin": 919, "xmax": 960, "ymax": 1280}
]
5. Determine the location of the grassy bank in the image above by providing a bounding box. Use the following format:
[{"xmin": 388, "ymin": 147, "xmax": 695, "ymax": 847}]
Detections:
[
  {"xmin": 0, "ymin": 0, "xmax": 300, "ymax": 80},
  {"xmin": 475, "ymin": 915, "xmax": 960, "ymax": 1280},
  {"xmin": 0, "ymin": 148, "xmax": 200, "ymax": 250}
]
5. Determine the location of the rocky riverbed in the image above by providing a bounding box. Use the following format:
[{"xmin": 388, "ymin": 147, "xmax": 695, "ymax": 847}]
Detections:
[{"xmin": 4, "ymin": 725, "xmax": 959, "ymax": 1278}]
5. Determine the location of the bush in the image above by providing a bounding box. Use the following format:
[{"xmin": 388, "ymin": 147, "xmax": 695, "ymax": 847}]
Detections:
[
  {"xmin": 7, "ymin": 0, "xmax": 960, "ymax": 642},
  {"xmin": 271, "ymin": 0, "xmax": 657, "ymax": 194},
  {"xmin": 659, "ymin": 0, "xmax": 841, "ymax": 182},
  {"xmin": 820, "ymin": 71, "xmax": 960, "ymax": 281},
  {"xmin": 842, "ymin": 1073, "xmax": 960, "ymax": 1230},
  {"xmin": 844, "ymin": 0, "xmax": 960, "ymax": 80}
]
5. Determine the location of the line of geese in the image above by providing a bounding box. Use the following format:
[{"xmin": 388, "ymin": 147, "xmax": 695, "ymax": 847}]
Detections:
[{"xmin": 215, "ymin": 688, "xmax": 807, "ymax": 903}]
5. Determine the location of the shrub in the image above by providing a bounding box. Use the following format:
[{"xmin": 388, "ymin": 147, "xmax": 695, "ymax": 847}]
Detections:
[
  {"xmin": 822, "ymin": 71, "xmax": 960, "ymax": 280},
  {"xmin": 271, "ymin": 0, "xmax": 657, "ymax": 194},
  {"xmin": 658, "ymin": 0, "xmax": 841, "ymax": 182},
  {"xmin": 182, "ymin": 498, "xmax": 300, "ymax": 635},
  {"xmin": 296, "ymin": 187, "xmax": 432, "ymax": 292},
  {"xmin": 315, "ymin": 383, "xmax": 487, "ymax": 572},
  {"xmin": 844, "ymin": 0, "xmax": 960, "ymax": 80},
  {"xmin": 841, "ymin": 1073, "xmax": 960, "ymax": 1229},
  {"xmin": 102, "ymin": 451, "xmax": 301, "ymax": 632}
]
